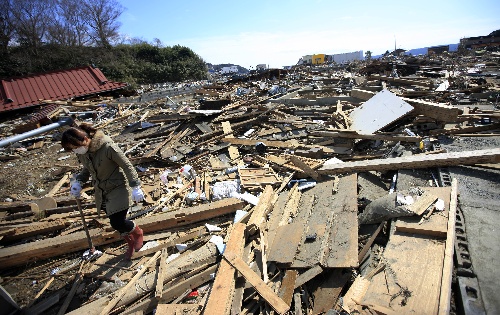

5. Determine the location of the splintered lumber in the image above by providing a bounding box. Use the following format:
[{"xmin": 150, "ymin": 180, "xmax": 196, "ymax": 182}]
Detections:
[
  {"xmin": 395, "ymin": 186, "xmax": 452, "ymax": 238},
  {"xmin": 358, "ymin": 222, "xmax": 384, "ymax": 264},
  {"xmin": 310, "ymin": 131, "xmax": 422, "ymax": 143},
  {"xmin": 247, "ymin": 186, "xmax": 275, "ymax": 235},
  {"xmin": 288, "ymin": 155, "xmax": 320, "ymax": 180},
  {"xmin": 318, "ymin": 148, "xmax": 500, "ymax": 175},
  {"xmin": 204, "ymin": 222, "xmax": 246, "ymax": 315},
  {"xmin": 156, "ymin": 304, "xmax": 200, "ymax": 314},
  {"xmin": 222, "ymin": 121, "xmax": 240, "ymax": 160},
  {"xmin": 294, "ymin": 265, "xmax": 323, "ymax": 289},
  {"xmin": 223, "ymin": 250, "xmax": 290, "ymax": 315},
  {"xmin": 155, "ymin": 248, "xmax": 169, "ymax": 298},
  {"xmin": 267, "ymin": 222, "xmax": 304, "ymax": 264},
  {"xmin": 311, "ymin": 269, "xmax": 350, "ymax": 315},
  {"xmin": 0, "ymin": 198, "xmax": 244, "ymax": 270},
  {"xmin": 407, "ymin": 191, "xmax": 438, "ymax": 215},
  {"xmin": 322, "ymin": 173, "xmax": 358, "ymax": 268},
  {"xmin": 278, "ymin": 270, "xmax": 298, "ymax": 307},
  {"xmin": 221, "ymin": 137, "xmax": 300, "ymax": 149},
  {"xmin": 121, "ymin": 264, "xmax": 217, "ymax": 315},
  {"xmin": 100, "ymin": 251, "xmax": 161, "ymax": 315},
  {"xmin": 438, "ymin": 179, "xmax": 458, "ymax": 315},
  {"xmin": 68, "ymin": 243, "xmax": 218, "ymax": 315},
  {"xmin": 1, "ymin": 219, "xmax": 70, "ymax": 243},
  {"xmin": 291, "ymin": 176, "xmax": 358, "ymax": 268}
]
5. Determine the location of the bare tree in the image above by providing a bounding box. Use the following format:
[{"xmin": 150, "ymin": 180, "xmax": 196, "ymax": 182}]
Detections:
[
  {"xmin": 0, "ymin": 0, "xmax": 15, "ymax": 50},
  {"xmin": 11, "ymin": 0, "xmax": 56, "ymax": 48},
  {"xmin": 48, "ymin": 0, "xmax": 91, "ymax": 46},
  {"xmin": 83, "ymin": 0, "xmax": 124, "ymax": 47}
]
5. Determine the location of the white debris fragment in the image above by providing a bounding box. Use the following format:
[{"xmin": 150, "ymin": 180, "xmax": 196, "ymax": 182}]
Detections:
[
  {"xmin": 435, "ymin": 198, "xmax": 445, "ymax": 211},
  {"xmin": 234, "ymin": 209, "xmax": 248, "ymax": 223},
  {"xmin": 209, "ymin": 235, "xmax": 226, "ymax": 254},
  {"xmin": 139, "ymin": 240, "xmax": 159, "ymax": 252},
  {"xmin": 175, "ymin": 244, "xmax": 188, "ymax": 252},
  {"xmin": 205, "ymin": 223, "xmax": 222, "ymax": 232}
]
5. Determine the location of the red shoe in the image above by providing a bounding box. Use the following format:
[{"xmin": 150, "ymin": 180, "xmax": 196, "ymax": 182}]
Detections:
[
  {"xmin": 123, "ymin": 234, "xmax": 135, "ymax": 260},
  {"xmin": 130, "ymin": 225, "xmax": 144, "ymax": 252}
]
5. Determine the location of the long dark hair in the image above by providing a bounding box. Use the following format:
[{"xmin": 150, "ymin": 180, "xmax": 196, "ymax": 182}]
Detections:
[{"xmin": 61, "ymin": 123, "xmax": 97, "ymax": 152}]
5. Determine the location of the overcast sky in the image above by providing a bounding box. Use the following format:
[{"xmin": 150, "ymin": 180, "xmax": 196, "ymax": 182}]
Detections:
[{"xmin": 118, "ymin": 0, "xmax": 500, "ymax": 68}]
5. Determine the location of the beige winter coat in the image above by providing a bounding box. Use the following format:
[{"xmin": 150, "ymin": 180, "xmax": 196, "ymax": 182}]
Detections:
[{"xmin": 76, "ymin": 130, "xmax": 141, "ymax": 216}]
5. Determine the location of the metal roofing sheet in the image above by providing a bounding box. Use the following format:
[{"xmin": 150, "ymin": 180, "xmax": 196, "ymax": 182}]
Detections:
[{"xmin": 0, "ymin": 66, "xmax": 128, "ymax": 113}]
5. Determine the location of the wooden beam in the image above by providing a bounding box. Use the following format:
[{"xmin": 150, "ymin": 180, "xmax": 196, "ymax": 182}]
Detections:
[
  {"xmin": 155, "ymin": 248, "xmax": 168, "ymax": 298},
  {"xmin": 247, "ymin": 186, "xmax": 275, "ymax": 235},
  {"xmin": 288, "ymin": 155, "xmax": 320, "ymax": 180},
  {"xmin": 0, "ymin": 198, "xmax": 243, "ymax": 270},
  {"xmin": 318, "ymin": 148, "xmax": 500, "ymax": 175},
  {"xmin": 223, "ymin": 251, "xmax": 290, "ymax": 315},
  {"xmin": 100, "ymin": 251, "xmax": 161, "ymax": 315},
  {"xmin": 358, "ymin": 222, "xmax": 384, "ymax": 264},
  {"xmin": 311, "ymin": 269, "xmax": 350, "ymax": 314},
  {"xmin": 278, "ymin": 270, "xmax": 298, "ymax": 307},
  {"xmin": 438, "ymin": 179, "xmax": 458, "ymax": 315},
  {"xmin": 310, "ymin": 131, "xmax": 422, "ymax": 143},
  {"xmin": 294, "ymin": 265, "xmax": 323, "ymax": 289},
  {"xmin": 204, "ymin": 222, "xmax": 246, "ymax": 315},
  {"xmin": 221, "ymin": 137, "xmax": 299, "ymax": 149}
]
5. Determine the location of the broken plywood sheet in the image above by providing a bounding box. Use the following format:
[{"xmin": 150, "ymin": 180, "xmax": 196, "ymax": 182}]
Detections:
[
  {"xmin": 291, "ymin": 175, "xmax": 358, "ymax": 268},
  {"xmin": 362, "ymin": 232, "xmax": 445, "ymax": 314},
  {"xmin": 267, "ymin": 222, "xmax": 304, "ymax": 264},
  {"xmin": 322, "ymin": 173, "xmax": 359, "ymax": 268},
  {"xmin": 349, "ymin": 89, "xmax": 414, "ymax": 134}
]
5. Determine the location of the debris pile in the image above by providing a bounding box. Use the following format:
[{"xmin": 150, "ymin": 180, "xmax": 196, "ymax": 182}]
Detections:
[{"xmin": 0, "ymin": 51, "xmax": 500, "ymax": 314}]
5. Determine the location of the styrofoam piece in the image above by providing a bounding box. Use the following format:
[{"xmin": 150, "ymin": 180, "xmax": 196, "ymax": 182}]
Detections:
[
  {"xmin": 138, "ymin": 240, "xmax": 159, "ymax": 252},
  {"xmin": 209, "ymin": 235, "xmax": 226, "ymax": 254},
  {"xmin": 205, "ymin": 223, "xmax": 222, "ymax": 232},
  {"xmin": 175, "ymin": 244, "xmax": 188, "ymax": 252},
  {"xmin": 234, "ymin": 209, "xmax": 248, "ymax": 223},
  {"xmin": 435, "ymin": 198, "xmax": 445, "ymax": 211}
]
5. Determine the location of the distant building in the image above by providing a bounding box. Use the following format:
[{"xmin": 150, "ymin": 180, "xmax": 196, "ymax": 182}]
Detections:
[
  {"xmin": 460, "ymin": 30, "xmax": 500, "ymax": 49},
  {"xmin": 220, "ymin": 66, "xmax": 239, "ymax": 74},
  {"xmin": 428, "ymin": 45, "xmax": 449, "ymax": 55},
  {"xmin": 312, "ymin": 54, "xmax": 326, "ymax": 65},
  {"xmin": 301, "ymin": 55, "xmax": 313, "ymax": 64},
  {"xmin": 256, "ymin": 64, "xmax": 267, "ymax": 71},
  {"xmin": 327, "ymin": 51, "xmax": 363, "ymax": 64}
]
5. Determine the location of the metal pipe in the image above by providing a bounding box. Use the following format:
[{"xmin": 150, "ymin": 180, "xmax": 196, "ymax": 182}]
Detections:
[{"xmin": 0, "ymin": 117, "xmax": 73, "ymax": 148}]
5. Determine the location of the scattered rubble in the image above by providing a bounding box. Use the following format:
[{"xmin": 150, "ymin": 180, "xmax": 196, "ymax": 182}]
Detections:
[{"xmin": 0, "ymin": 50, "xmax": 499, "ymax": 315}]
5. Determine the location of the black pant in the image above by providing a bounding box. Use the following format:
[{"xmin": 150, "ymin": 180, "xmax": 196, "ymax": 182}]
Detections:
[{"xmin": 108, "ymin": 209, "xmax": 134, "ymax": 234}]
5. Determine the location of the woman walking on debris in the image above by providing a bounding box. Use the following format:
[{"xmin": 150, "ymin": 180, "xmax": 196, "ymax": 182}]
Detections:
[{"xmin": 61, "ymin": 123, "xmax": 145, "ymax": 260}]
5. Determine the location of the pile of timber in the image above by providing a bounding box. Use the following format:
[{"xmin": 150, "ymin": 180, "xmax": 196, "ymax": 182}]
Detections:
[{"xmin": 0, "ymin": 58, "xmax": 499, "ymax": 315}]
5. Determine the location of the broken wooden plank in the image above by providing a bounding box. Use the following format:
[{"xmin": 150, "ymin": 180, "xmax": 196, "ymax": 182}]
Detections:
[
  {"xmin": 223, "ymin": 250, "xmax": 290, "ymax": 315},
  {"xmin": 278, "ymin": 270, "xmax": 298, "ymax": 307},
  {"xmin": 267, "ymin": 222, "xmax": 304, "ymax": 264},
  {"xmin": 294, "ymin": 265, "xmax": 323, "ymax": 289},
  {"xmin": 69, "ymin": 243, "xmax": 218, "ymax": 315},
  {"xmin": 358, "ymin": 222, "xmax": 384, "ymax": 264},
  {"xmin": 407, "ymin": 191, "xmax": 438, "ymax": 215},
  {"xmin": 156, "ymin": 304, "xmax": 201, "ymax": 314},
  {"xmin": 204, "ymin": 222, "xmax": 246, "ymax": 315},
  {"xmin": 438, "ymin": 178, "xmax": 458, "ymax": 315},
  {"xmin": 318, "ymin": 148, "xmax": 500, "ymax": 175},
  {"xmin": 246, "ymin": 185, "xmax": 275, "ymax": 235},
  {"xmin": 311, "ymin": 269, "xmax": 350, "ymax": 315},
  {"xmin": 0, "ymin": 198, "xmax": 244, "ymax": 269},
  {"xmin": 155, "ymin": 248, "xmax": 168, "ymax": 298},
  {"xmin": 100, "ymin": 251, "xmax": 161, "ymax": 315},
  {"xmin": 310, "ymin": 131, "xmax": 422, "ymax": 143},
  {"xmin": 221, "ymin": 137, "xmax": 299, "ymax": 149},
  {"xmin": 288, "ymin": 155, "xmax": 321, "ymax": 180},
  {"xmin": 322, "ymin": 174, "xmax": 359, "ymax": 268}
]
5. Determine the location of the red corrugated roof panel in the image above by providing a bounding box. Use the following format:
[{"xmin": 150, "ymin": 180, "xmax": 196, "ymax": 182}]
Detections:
[{"xmin": 0, "ymin": 66, "xmax": 128, "ymax": 113}]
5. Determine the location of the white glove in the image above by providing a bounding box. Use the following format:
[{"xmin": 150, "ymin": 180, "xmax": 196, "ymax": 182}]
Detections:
[
  {"xmin": 70, "ymin": 181, "xmax": 82, "ymax": 198},
  {"xmin": 132, "ymin": 186, "xmax": 145, "ymax": 202}
]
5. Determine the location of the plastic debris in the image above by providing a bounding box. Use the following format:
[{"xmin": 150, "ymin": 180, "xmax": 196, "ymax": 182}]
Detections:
[
  {"xmin": 209, "ymin": 235, "xmax": 225, "ymax": 254},
  {"xmin": 205, "ymin": 223, "xmax": 222, "ymax": 232}
]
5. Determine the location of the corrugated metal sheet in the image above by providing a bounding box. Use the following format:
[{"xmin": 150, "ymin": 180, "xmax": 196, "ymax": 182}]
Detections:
[{"xmin": 0, "ymin": 66, "xmax": 128, "ymax": 113}]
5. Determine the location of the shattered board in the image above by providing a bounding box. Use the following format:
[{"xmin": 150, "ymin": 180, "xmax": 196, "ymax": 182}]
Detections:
[{"xmin": 349, "ymin": 89, "xmax": 414, "ymax": 134}]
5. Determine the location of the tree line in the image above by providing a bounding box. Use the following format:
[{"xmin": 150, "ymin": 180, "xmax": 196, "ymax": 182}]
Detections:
[{"xmin": 0, "ymin": 0, "xmax": 208, "ymax": 85}]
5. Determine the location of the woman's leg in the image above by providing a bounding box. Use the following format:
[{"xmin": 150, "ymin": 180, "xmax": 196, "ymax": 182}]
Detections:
[{"xmin": 108, "ymin": 209, "xmax": 134, "ymax": 234}]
